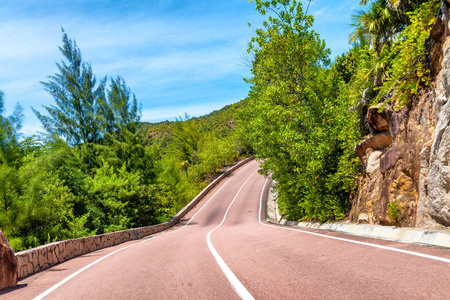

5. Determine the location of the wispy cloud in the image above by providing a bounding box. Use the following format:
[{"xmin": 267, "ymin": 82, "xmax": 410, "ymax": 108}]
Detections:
[{"xmin": 0, "ymin": 0, "xmax": 359, "ymax": 136}]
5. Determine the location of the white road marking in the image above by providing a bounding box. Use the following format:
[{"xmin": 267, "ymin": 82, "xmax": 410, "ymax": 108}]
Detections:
[
  {"xmin": 206, "ymin": 169, "xmax": 258, "ymax": 300},
  {"xmin": 33, "ymin": 162, "xmax": 254, "ymax": 300},
  {"xmin": 33, "ymin": 239, "xmax": 148, "ymax": 300},
  {"xmin": 258, "ymin": 177, "xmax": 450, "ymax": 264}
]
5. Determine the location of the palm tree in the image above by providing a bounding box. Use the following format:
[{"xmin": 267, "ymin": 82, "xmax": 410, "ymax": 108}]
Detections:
[
  {"xmin": 355, "ymin": 0, "xmax": 449, "ymax": 50},
  {"xmin": 349, "ymin": 0, "xmax": 404, "ymax": 55},
  {"xmin": 359, "ymin": 0, "xmax": 407, "ymax": 9}
]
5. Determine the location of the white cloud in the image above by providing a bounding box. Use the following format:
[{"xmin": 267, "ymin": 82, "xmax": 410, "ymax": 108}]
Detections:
[{"xmin": 0, "ymin": 0, "xmax": 359, "ymax": 136}]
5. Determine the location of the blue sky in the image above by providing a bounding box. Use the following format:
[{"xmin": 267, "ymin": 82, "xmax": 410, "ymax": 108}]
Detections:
[{"xmin": 0, "ymin": 0, "xmax": 361, "ymax": 136}]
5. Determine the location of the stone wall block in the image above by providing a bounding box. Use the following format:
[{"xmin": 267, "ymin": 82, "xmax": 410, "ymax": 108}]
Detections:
[
  {"xmin": 74, "ymin": 240, "xmax": 81, "ymax": 256},
  {"xmin": 66, "ymin": 241, "xmax": 73, "ymax": 259},
  {"xmin": 82, "ymin": 237, "xmax": 89, "ymax": 253},
  {"xmin": 89, "ymin": 239, "xmax": 95, "ymax": 252},
  {"xmin": 81, "ymin": 238, "xmax": 86, "ymax": 254},
  {"xmin": 55, "ymin": 245, "xmax": 61, "ymax": 263},
  {"xmin": 51, "ymin": 251, "xmax": 57, "ymax": 265},
  {"xmin": 17, "ymin": 263, "xmax": 26, "ymax": 279},
  {"xmin": 82, "ymin": 238, "xmax": 89, "ymax": 254},
  {"xmin": 38, "ymin": 250, "xmax": 45, "ymax": 269},
  {"xmin": 28, "ymin": 251, "xmax": 36, "ymax": 272},
  {"xmin": 55, "ymin": 244, "xmax": 62, "ymax": 261},
  {"xmin": 16, "ymin": 255, "xmax": 26, "ymax": 270},
  {"xmin": 70, "ymin": 241, "xmax": 76, "ymax": 258},
  {"xmin": 88, "ymin": 237, "xmax": 95, "ymax": 252},
  {"xmin": 64, "ymin": 241, "xmax": 71, "ymax": 260},
  {"xmin": 26, "ymin": 260, "xmax": 33, "ymax": 277},
  {"xmin": 105, "ymin": 236, "xmax": 112, "ymax": 248},
  {"xmin": 47, "ymin": 249, "xmax": 53, "ymax": 266}
]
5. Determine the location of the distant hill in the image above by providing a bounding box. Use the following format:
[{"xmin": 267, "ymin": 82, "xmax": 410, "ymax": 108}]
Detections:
[{"xmin": 138, "ymin": 100, "xmax": 246, "ymax": 145}]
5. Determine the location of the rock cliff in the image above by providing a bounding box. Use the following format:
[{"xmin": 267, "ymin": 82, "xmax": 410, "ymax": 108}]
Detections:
[
  {"xmin": 0, "ymin": 230, "xmax": 18, "ymax": 290},
  {"xmin": 350, "ymin": 14, "xmax": 450, "ymax": 229}
]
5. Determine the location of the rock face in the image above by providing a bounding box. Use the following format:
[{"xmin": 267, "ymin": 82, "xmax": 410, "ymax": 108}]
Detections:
[
  {"xmin": 366, "ymin": 150, "xmax": 383, "ymax": 174},
  {"xmin": 355, "ymin": 132, "xmax": 392, "ymax": 161},
  {"xmin": 423, "ymin": 43, "xmax": 450, "ymax": 226},
  {"xmin": 351, "ymin": 37, "xmax": 450, "ymax": 228},
  {"xmin": 367, "ymin": 103, "xmax": 390, "ymax": 132},
  {"xmin": 0, "ymin": 230, "xmax": 18, "ymax": 290}
]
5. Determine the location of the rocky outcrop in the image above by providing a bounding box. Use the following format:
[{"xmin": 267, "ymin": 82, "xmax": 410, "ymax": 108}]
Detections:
[
  {"xmin": 366, "ymin": 150, "xmax": 383, "ymax": 174},
  {"xmin": 367, "ymin": 103, "xmax": 390, "ymax": 132},
  {"xmin": 420, "ymin": 42, "xmax": 450, "ymax": 226},
  {"xmin": 354, "ymin": 97, "xmax": 393, "ymax": 177},
  {"xmin": 0, "ymin": 230, "xmax": 18, "ymax": 290},
  {"xmin": 351, "ymin": 37, "xmax": 450, "ymax": 228},
  {"xmin": 355, "ymin": 132, "xmax": 392, "ymax": 161}
]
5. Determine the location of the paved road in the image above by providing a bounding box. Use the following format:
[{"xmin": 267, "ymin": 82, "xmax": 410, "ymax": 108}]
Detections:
[{"xmin": 3, "ymin": 160, "xmax": 450, "ymax": 299}]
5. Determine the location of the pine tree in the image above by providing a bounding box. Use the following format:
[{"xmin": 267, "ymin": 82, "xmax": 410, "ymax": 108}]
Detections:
[
  {"xmin": 34, "ymin": 30, "xmax": 142, "ymax": 146},
  {"xmin": 0, "ymin": 91, "xmax": 23, "ymax": 165},
  {"xmin": 34, "ymin": 29, "xmax": 106, "ymax": 146},
  {"xmin": 98, "ymin": 76, "xmax": 141, "ymax": 136}
]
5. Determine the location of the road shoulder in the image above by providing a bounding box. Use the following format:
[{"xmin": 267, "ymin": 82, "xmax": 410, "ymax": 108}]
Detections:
[{"xmin": 265, "ymin": 180, "xmax": 450, "ymax": 249}]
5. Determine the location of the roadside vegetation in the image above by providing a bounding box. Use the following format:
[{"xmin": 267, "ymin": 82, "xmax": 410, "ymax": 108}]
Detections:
[
  {"xmin": 0, "ymin": 31, "xmax": 248, "ymax": 251},
  {"xmin": 0, "ymin": 0, "xmax": 441, "ymax": 250},
  {"xmin": 240, "ymin": 0, "xmax": 440, "ymax": 222}
]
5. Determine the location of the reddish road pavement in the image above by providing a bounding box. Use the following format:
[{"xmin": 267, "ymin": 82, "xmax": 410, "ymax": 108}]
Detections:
[{"xmin": 3, "ymin": 160, "xmax": 450, "ymax": 299}]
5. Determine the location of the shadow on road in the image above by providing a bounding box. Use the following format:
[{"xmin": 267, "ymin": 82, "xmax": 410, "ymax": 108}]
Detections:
[{"xmin": 0, "ymin": 283, "xmax": 28, "ymax": 295}]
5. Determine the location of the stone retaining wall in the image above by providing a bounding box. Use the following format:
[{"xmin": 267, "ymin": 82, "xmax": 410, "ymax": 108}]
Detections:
[{"xmin": 15, "ymin": 156, "xmax": 253, "ymax": 279}]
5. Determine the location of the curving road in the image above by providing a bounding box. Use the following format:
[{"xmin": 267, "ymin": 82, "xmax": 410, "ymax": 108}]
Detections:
[{"xmin": 3, "ymin": 160, "xmax": 450, "ymax": 299}]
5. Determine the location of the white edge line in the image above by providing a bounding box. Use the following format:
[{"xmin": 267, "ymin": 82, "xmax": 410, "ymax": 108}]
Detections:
[
  {"xmin": 33, "ymin": 162, "xmax": 253, "ymax": 300},
  {"xmin": 258, "ymin": 177, "xmax": 450, "ymax": 264},
  {"xmin": 206, "ymin": 169, "xmax": 258, "ymax": 300},
  {"xmin": 33, "ymin": 240, "xmax": 147, "ymax": 300}
]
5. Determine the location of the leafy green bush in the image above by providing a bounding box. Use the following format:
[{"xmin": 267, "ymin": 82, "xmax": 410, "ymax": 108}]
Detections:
[{"xmin": 377, "ymin": 0, "xmax": 439, "ymax": 106}]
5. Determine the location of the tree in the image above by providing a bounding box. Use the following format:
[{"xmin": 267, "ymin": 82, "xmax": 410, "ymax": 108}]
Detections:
[
  {"xmin": 242, "ymin": 0, "xmax": 360, "ymax": 221},
  {"xmin": 170, "ymin": 115, "xmax": 202, "ymax": 167},
  {"xmin": 349, "ymin": 0, "xmax": 404, "ymax": 55},
  {"xmin": 34, "ymin": 29, "xmax": 105, "ymax": 146},
  {"xmin": 98, "ymin": 76, "xmax": 141, "ymax": 136},
  {"xmin": 0, "ymin": 91, "xmax": 23, "ymax": 212},
  {"xmin": 35, "ymin": 30, "xmax": 142, "ymax": 146},
  {"xmin": 0, "ymin": 91, "xmax": 23, "ymax": 166}
]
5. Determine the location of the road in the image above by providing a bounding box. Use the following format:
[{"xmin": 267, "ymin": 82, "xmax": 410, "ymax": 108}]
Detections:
[{"xmin": 3, "ymin": 160, "xmax": 450, "ymax": 299}]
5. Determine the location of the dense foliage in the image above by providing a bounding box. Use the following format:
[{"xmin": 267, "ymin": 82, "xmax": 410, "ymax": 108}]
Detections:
[
  {"xmin": 0, "ymin": 33, "xmax": 245, "ymax": 251},
  {"xmin": 240, "ymin": 0, "xmax": 439, "ymax": 222},
  {"xmin": 241, "ymin": 0, "xmax": 359, "ymax": 221}
]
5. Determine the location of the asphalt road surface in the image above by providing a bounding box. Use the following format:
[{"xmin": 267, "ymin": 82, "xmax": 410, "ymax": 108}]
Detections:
[{"xmin": 3, "ymin": 160, "xmax": 450, "ymax": 299}]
